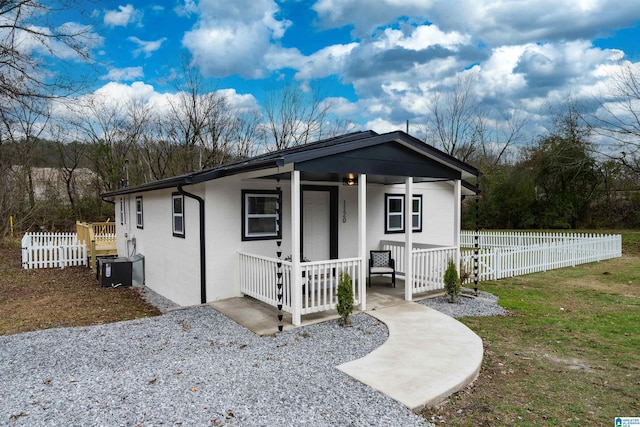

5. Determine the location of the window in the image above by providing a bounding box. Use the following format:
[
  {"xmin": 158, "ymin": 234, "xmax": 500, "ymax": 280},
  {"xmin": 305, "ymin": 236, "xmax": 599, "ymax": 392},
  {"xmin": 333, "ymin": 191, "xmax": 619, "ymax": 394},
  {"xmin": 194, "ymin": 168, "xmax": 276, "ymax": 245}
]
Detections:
[
  {"xmin": 385, "ymin": 194, "xmax": 422, "ymax": 233},
  {"xmin": 120, "ymin": 198, "xmax": 125, "ymax": 225},
  {"xmin": 386, "ymin": 195, "xmax": 404, "ymax": 233},
  {"xmin": 242, "ymin": 190, "xmax": 281, "ymax": 241},
  {"xmin": 172, "ymin": 193, "xmax": 184, "ymax": 237},
  {"xmin": 412, "ymin": 195, "xmax": 423, "ymax": 232},
  {"xmin": 136, "ymin": 196, "xmax": 143, "ymax": 229}
]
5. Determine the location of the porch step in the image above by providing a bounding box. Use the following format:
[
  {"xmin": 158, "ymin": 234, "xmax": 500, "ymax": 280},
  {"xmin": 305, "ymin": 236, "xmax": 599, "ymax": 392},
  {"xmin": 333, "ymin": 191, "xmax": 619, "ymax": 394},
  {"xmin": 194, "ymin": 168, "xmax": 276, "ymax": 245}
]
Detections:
[{"xmin": 337, "ymin": 302, "xmax": 483, "ymax": 412}]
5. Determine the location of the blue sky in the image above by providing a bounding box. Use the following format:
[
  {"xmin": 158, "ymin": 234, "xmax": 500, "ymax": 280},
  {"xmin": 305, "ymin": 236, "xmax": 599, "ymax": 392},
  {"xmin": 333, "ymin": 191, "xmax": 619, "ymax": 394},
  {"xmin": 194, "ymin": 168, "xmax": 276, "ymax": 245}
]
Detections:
[{"xmin": 42, "ymin": 0, "xmax": 640, "ymax": 147}]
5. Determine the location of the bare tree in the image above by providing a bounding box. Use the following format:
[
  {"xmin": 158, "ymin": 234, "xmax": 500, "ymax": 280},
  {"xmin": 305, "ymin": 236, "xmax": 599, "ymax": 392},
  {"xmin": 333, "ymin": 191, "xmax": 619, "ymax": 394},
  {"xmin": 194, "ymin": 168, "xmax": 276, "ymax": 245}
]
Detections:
[
  {"xmin": 230, "ymin": 111, "xmax": 263, "ymax": 159},
  {"xmin": 474, "ymin": 108, "xmax": 529, "ymax": 166},
  {"xmin": 591, "ymin": 62, "xmax": 640, "ymax": 174},
  {"xmin": 0, "ymin": 96, "xmax": 50, "ymax": 206},
  {"xmin": 162, "ymin": 62, "xmax": 236, "ymax": 172},
  {"xmin": 262, "ymin": 84, "xmax": 332, "ymax": 150},
  {"xmin": 422, "ymin": 73, "xmax": 482, "ymax": 162},
  {"xmin": 0, "ymin": 0, "xmax": 98, "ymax": 112},
  {"xmin": 71, "ymin": 94, "xmax": 152, "ymax": 191}
]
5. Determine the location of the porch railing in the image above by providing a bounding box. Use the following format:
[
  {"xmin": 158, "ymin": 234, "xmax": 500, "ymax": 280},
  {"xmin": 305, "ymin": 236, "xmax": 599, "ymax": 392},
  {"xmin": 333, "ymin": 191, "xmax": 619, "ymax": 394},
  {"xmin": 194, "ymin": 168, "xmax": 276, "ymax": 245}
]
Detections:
[
  {"xmin": 411, "ymin": 246, "xmax": 458, "ymax": 294},
  {"xmin": 239, "ymin": 252, "xmax": 361, "ymax": 316},
  {"xmin": 300, "ymin": 258, "xmax": 361, "ymax": 315},
  {"xmin": 380, "ymin": 240, "xmax": 443, "ymax": 275},
  {"xmin": 239, "ymin": 252, "xmax": 293, "ymax": 313}
]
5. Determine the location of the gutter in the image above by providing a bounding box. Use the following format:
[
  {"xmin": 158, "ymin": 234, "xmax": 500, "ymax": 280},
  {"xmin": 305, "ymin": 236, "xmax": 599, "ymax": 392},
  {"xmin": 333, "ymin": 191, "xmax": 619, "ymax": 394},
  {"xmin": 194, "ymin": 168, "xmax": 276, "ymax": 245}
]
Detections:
[{"xmin": 177, "ymin": 184, "xmax": 206, "ymax": 304}]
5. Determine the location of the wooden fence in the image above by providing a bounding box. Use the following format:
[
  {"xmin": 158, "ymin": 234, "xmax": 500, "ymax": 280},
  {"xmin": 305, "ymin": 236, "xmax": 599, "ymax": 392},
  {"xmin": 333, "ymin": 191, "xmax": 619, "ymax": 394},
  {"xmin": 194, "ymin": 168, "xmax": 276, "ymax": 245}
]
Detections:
[{"xmin": 21, "ymin": 232, "xmax": 87, "ymax": 269}]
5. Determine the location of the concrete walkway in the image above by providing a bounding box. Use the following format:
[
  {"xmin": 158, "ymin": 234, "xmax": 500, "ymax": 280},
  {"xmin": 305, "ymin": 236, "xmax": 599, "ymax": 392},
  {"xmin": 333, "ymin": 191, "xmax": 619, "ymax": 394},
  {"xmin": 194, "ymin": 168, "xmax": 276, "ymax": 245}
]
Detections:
[
  {"xmin": 211, "ymin": 286, "xmax": 484, "ymax": 411},
  {"xmin": 338, "ymin": 302, "xmax": 484, "ymax": 411}
]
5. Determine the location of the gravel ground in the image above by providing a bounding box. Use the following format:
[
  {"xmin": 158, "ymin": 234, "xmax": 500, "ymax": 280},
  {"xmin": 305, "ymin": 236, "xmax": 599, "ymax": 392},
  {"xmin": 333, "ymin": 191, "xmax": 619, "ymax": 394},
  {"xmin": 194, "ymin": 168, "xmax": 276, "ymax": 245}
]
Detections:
[
  {"xmin": 1, "ymin": 287, "xmax": 506, "ymax": 426},
  {"xmin": 0, "ymin": 307, "xmax": 431, "ymax": 427},
  {"xmin": 419, "ymin": 287, "xmax": 508, "ymax": 318}
]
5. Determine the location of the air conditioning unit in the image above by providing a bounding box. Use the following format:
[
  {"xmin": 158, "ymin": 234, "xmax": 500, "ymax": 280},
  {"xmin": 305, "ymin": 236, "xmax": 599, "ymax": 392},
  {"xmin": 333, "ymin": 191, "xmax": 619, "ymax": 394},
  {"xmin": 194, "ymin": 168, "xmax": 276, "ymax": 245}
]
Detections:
[
  {"xmin": 96, "ymin": 255, "xmax": 144, "ymax": 288},
  {"xmin": 97, "ymin": 257, "xmax": 131, "ymax": 287}
]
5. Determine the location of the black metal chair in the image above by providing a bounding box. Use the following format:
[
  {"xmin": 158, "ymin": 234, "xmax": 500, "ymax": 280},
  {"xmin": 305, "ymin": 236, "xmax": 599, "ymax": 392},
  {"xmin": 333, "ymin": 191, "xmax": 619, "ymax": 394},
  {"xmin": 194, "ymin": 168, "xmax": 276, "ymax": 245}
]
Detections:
[{"xmin": 368, "ymin": 250, "xmax": 396, "ymax": 288}]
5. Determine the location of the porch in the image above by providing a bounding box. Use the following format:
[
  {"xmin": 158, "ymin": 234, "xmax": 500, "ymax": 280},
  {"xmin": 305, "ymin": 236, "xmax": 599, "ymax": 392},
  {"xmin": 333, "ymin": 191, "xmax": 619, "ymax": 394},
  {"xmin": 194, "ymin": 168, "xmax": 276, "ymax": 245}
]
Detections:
[
  {"xmin": 217, "ymin": 275, "xmax": 444, "ymax": 335},
  {"xmin": 237, "ymin": 243, "xmax": 457, "ymax": 331}
]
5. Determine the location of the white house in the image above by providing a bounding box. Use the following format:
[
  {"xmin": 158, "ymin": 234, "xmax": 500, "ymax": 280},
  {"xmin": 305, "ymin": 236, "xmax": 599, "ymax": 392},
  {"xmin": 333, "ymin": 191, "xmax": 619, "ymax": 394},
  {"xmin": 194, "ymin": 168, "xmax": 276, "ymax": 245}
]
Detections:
[{"xmin": 102, "ymin": 130, "xmax": 481, "ymax": 325}]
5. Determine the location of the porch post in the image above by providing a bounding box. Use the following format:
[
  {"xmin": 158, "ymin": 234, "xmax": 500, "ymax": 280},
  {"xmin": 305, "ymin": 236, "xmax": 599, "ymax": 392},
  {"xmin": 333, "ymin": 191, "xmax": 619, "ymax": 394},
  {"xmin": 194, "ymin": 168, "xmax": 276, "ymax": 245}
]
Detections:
[
  {"xmin": 358, "ymin": 174, "xmax": 367, "ymax": 311},
  {"xmin": 291, "ymin": 170, "xmax": 302, "ymax": 326},
  {"xmin": 453, "ymin": 180, "xmax": 461, "ymax": 273},
  {"xmin": 404, "ymin": 177, "xmax": 413, "ymax": 301}
]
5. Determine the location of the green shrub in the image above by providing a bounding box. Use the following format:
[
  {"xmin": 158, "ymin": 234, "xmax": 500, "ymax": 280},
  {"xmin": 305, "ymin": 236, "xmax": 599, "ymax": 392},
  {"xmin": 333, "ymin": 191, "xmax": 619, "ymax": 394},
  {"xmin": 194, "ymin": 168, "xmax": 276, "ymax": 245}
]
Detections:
[
  {"xmin": 443, "ymin": 258, "xmax": 461, "ymax": 303},
  {"xmin": 337, "ymin": 271, "xmax": 354, "ymax": 326}
]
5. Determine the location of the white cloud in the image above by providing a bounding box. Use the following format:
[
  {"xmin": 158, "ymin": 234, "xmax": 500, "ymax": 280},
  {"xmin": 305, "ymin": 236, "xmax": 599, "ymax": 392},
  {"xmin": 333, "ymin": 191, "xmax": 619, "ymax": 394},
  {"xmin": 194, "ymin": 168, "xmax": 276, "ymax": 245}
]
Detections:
[
  {"xmin": 104, "ymin": 4, "xmax": 141, "ymax": 28},
  {"xmin": 312, "ymin": 0, "xmax": 640, "ymax": 46},
  {"xmin": 174, "ymin": 0, "xmax": 198, "ymax": 17},
  {"xmin": 102, "ymin": 67, "xmax": 144, "ymax": 81},
  {"xmin": 128, "ymin": 36, "xmax": 167, "ymax": 58},
  {"xmin": 364, "ymin": 117, "xmax": 407, "ymax": 134}
]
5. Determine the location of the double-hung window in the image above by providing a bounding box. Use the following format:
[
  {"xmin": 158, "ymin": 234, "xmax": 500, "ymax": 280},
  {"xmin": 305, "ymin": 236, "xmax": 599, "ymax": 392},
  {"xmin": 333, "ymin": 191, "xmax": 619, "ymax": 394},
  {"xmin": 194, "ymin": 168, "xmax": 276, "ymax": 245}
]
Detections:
[
  {"xmin": 385, "ymin": 194, "xmax": 422, "ymax": 233},
  {"xmin": 172, "ymin": 193, "xmax": 184, "ymax": 237},
  {"xmin": 135, "ymin": 196, "xmax": 143, "ymax": 229},
  {"xmin": 242, "ymin": 190, "xmax": 281, "ymax": 241},
  {"xmin": 385, "ymin": 195, "xmax": 404, "ymax": 233}
]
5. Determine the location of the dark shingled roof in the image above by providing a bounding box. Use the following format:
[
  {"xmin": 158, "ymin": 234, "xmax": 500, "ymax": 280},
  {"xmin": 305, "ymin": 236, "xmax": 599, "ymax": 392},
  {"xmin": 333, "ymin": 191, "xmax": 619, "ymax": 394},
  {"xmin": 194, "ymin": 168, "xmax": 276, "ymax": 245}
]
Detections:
[{"xmin": 102, "ymin": 130, "xmax": 481, "ymax": 197}]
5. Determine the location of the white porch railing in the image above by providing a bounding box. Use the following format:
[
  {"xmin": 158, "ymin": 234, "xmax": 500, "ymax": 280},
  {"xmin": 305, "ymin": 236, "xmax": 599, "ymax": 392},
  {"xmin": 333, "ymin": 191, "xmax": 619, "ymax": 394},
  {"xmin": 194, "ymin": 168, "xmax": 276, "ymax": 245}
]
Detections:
[
  {"xmin": 239, "ymin": 253, "xmax": 361, "ymax": 316},
  {"xmin": 300, "ymin": 258, "xmax": 361, "ymax": 315},
  {"xmin": 239, "ymin": 252, "xmax": 293, "ymax": 313},
  {"xmin": 21, "ymin": 232, "xmax": 88, "ymax": 269},
  {"xmin": 380, "ymin": 240, "xmax": 442, "ymax": 275},
  {"xmin": 411, "ymin": 246, "xmax": 458, "ymax": 294}
]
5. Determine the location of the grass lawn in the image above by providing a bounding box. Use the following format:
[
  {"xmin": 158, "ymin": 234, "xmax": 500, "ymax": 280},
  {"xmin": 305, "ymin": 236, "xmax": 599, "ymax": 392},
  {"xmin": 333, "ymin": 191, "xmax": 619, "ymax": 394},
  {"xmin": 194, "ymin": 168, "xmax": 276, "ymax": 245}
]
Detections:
[
  {"xmin": 0, "ymin": 244, "xmax": 160, "ymax": 336},
  {"xmin": 421, "ymin": 231, "xmax": 640, "ymax": 426}
]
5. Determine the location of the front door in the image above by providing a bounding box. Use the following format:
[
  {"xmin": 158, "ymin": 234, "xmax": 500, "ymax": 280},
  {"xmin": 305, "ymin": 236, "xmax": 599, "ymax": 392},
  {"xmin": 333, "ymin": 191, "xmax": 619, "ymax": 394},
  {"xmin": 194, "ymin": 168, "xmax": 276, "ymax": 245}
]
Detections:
[{"xmin": 301, "ymin": 186, "xmax": 338, "ymax": 261}]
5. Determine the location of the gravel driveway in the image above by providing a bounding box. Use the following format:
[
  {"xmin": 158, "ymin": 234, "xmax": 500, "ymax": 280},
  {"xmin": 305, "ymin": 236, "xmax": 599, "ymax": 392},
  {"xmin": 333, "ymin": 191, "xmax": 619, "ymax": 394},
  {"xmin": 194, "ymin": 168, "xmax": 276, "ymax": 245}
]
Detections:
[{"xmin": 1, "ymin": 307, "xmax": 429, "ymax": 426}]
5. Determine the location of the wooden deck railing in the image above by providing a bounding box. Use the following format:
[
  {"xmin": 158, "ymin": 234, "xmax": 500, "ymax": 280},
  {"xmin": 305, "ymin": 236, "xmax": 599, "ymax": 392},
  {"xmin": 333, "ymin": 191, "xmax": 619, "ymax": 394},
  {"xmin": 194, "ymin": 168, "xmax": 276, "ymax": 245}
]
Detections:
[{"xmin": 76, "ymin": 221, "xmax": 117, "ymax": 268}]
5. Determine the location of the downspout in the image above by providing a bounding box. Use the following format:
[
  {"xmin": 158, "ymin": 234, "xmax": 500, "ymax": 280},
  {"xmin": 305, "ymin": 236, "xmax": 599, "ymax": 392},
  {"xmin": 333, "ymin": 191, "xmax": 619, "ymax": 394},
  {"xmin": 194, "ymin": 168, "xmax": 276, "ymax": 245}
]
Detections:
[
  {"xmin": 101, "ymin": 195, "xmax": 115, "ymax": 205},
  {"xmin": 177, "ymin": 184, "xmax": 206, "ymax": 304}
]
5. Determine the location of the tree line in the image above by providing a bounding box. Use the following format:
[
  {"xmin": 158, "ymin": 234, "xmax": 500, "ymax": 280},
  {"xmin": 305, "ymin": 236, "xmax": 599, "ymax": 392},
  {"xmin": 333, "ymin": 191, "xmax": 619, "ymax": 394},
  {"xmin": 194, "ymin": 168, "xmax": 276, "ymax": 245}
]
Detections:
[{"xmin": 1, "ymin": 0, "xmax": 639, "ymax": 237}]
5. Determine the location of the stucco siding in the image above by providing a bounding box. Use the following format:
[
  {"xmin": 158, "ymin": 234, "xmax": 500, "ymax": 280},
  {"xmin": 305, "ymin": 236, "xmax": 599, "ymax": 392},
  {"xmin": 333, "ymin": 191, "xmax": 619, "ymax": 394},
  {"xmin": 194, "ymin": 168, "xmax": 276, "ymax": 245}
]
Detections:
[
  {"xmin": 113, "ymin": 177, "xmax": 459, "ymax": 307},
  {"xmin": 115, "ymin": 188, "xmax": 202, "ymax": 306},
  {"xmin": 365, "ymin": 181, "xmax": 457, "ymax": 251}
]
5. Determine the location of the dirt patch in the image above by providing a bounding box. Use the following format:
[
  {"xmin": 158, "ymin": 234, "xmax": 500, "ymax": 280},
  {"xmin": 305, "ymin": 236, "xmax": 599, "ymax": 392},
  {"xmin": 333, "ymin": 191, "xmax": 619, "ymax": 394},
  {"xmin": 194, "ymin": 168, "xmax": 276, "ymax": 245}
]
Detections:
[{"xmin": 0, "ymin": 247, "xmax": 160, "ymax": 336}]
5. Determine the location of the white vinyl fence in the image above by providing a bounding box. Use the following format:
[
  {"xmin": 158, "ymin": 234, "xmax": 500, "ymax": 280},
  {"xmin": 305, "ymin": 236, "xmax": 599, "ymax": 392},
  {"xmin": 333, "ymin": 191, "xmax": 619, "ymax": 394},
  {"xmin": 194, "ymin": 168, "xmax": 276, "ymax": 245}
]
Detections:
[
  {"xmin": 460, "ymin": 231, "xmax": 622, "ymax": 282},
  {"xmin": 21, "ymin": 232, "xmax": 88, "ymax": 269}
]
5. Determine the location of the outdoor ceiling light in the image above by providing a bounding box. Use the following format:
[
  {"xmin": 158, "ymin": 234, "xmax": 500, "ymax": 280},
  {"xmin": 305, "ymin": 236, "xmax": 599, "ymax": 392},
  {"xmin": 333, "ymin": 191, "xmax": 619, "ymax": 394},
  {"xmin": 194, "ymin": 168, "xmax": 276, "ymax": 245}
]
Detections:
[{"xmin": 342, "ymin": 174, "xmax": 357, "ymax": 186}]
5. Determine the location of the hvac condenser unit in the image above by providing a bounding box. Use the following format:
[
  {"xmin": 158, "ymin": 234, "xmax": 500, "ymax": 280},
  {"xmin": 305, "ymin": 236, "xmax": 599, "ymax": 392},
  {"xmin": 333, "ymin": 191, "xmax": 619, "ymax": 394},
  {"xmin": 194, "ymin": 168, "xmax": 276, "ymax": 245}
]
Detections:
[{"xmin": 98, "ymin": 257, "xmax": 132, "ymax": 288}]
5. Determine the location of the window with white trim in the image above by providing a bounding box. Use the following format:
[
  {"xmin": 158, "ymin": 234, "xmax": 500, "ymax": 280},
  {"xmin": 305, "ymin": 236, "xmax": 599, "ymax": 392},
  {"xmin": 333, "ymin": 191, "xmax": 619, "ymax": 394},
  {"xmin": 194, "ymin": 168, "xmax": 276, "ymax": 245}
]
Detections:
[
  {"xmin": 136, "ymin": 196, "xmax": 143, "ymax": 229},
  {"xmin": 242, "ymin": 190, "xmax": 281, "ymax": 241},
  {"xmin": 385, "ymin": 194, "xmax": 422, "ymax": 233},
  {"xmin": 172, "ymin": 193, "xmax": 184, "ymax": 237}
]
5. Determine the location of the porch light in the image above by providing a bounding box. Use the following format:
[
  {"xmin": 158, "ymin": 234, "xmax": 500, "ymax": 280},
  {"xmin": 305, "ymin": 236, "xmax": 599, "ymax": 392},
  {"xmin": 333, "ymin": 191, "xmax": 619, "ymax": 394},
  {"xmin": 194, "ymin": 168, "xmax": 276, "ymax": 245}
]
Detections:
[{"xmin": 343, "ymin": 174, "xmax": 357, "ymax": 186}]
